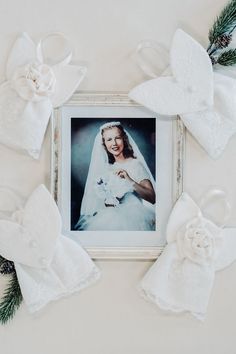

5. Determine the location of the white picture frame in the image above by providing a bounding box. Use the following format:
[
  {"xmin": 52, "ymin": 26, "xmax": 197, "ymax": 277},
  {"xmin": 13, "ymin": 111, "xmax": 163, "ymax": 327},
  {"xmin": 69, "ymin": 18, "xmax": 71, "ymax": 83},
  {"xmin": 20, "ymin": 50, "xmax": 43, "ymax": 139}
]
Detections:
[{"xmin": 51, "ymin": 92, "xmax": 185, "ymax": 259}]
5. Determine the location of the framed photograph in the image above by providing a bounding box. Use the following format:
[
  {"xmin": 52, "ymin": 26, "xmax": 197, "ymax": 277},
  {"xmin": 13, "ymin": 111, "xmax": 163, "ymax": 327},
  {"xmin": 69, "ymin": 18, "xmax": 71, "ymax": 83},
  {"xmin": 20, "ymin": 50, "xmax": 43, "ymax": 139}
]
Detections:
[{"xmin": 51, "ymin": 92, "xmax": 185, "ymax": 259}]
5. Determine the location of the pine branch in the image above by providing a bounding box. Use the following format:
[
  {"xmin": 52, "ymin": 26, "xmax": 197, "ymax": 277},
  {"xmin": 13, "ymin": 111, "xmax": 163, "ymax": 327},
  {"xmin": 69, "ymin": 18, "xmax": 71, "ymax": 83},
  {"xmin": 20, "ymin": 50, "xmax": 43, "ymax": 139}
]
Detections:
[
  {"xmin": 0, "ymin": 260, "xmax": 15, "ymax": 275},
  {"xmin": 217, "ymin": 48, "xmax": 236, "ymax": 65},
  {"xmin": 209, "ymin": 0, "xmax": 236, "ymax": 46},
  {"xmin": 0, "ymin": 255, "xmax": 6, "ymax": 267},
  {"xmin": 0, "ymin": 271, "xmax": 23, "ymax": 324}
]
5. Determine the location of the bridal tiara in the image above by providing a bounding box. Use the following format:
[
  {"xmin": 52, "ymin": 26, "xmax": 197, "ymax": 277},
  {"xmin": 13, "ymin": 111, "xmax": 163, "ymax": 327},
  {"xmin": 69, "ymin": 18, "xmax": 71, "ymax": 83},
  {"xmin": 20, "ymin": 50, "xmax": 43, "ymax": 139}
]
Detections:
[{"xmin": 99, "ymin": 121, "xmax": 121, "ymax": 132}]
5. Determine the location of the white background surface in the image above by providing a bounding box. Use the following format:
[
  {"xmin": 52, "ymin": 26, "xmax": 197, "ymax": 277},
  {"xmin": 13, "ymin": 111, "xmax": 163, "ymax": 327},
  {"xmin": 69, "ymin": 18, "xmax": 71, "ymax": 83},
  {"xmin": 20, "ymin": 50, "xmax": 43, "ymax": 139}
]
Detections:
[{"xmin": 1, "ymin": 1, "xmax": 236, "ymax": 353}]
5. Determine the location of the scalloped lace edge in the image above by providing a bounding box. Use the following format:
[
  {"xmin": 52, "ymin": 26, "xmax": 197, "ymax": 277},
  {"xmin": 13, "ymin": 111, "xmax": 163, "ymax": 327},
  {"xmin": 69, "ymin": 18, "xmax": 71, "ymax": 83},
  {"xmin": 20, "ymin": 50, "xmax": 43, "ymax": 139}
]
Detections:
[
  {"xmin": 138, "ymin": 286, "xmax": 205, "ymax": 321},
  {"xmin": 27, "ymin": 266, "xmax": 101, "ymax": 314}
]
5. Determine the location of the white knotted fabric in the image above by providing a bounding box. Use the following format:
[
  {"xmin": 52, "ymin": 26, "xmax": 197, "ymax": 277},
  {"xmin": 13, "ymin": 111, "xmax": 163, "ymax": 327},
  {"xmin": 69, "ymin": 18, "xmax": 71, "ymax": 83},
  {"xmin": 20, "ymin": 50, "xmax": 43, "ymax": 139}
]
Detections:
[
  {"xmin": 129, "ymin": 29, "xmax": 236, "ymax": 159},
  {"xmin": 0, "ymin": 32, "xmax": 87, "ymax": 159},
  {"xmin": 140, "ymin": 191, "xmax": 236, "ymax": 320},
  {"xmin": 0, "ymin": 185, "xmax": 100, "ymax": 313}
]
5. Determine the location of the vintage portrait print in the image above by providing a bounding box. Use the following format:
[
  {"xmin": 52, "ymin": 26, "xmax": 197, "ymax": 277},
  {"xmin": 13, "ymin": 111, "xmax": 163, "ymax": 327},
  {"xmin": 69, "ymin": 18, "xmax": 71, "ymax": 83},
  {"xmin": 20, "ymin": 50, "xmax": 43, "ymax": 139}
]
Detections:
[
  {"xmin": 53, "ymin": 96, "xmax": 183, "ymax": 257},
  {"xmin": 71, "ymin": 118, "xmax": 156, "ymax": 232}
]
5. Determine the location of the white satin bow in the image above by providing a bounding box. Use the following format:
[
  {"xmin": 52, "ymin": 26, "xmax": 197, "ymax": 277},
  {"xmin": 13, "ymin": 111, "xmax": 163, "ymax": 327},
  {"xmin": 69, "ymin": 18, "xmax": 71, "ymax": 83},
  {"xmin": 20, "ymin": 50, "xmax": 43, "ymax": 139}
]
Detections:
[
  {"xmin": 0, "ymin": 32, "xmax": 87, "ymax": 159},
  {"xmin": 0, "ymin": 185, "xmax": 100, "ymax": 313},
  {"xmin": 129, "ymin": 29, "xmax": 236, "ymax": 159},
  {"xmin": 140, "ymin": 192, "xmax": 236, "ymax": 320}
]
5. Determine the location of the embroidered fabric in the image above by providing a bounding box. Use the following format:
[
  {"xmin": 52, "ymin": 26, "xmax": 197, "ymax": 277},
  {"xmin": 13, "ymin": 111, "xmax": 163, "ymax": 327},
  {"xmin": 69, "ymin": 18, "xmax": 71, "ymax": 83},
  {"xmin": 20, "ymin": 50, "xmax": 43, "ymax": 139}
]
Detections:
[
  {"xmin": 0, "ymin": 32, "xmax": 86, "ymax": 159},
  {"xmin": 129, "ymin": 29, "xmax": 236, "ymax": 159},
  {"xmin": 15, "ymin": 237, "xmax": 100, "ymax": 313},
  {"xmin": 0, "ymin": 184, "xmax": 100, "ymax": 313},
  {"xmin": 140, "ymin": 192, "xmax": 236, "ymax": 320},
  {"xmin": 181, "ymin": 73, "xmax": 236, "ymax": 158}
]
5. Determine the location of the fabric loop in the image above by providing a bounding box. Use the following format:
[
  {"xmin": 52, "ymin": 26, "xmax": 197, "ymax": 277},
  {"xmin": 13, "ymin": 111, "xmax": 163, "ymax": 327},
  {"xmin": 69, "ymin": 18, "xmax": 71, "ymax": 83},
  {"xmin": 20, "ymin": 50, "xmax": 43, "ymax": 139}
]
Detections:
[
  {"xmin": 199, "ymin": 189, "xmax": 231, "ymax": 227},
  {"xmin": 135, "ymin": 39, "xmax": 169, "ymax": 78},
  {"xmin": 36, "ymin": 32, "xmax": 73, "ymax": 66}
]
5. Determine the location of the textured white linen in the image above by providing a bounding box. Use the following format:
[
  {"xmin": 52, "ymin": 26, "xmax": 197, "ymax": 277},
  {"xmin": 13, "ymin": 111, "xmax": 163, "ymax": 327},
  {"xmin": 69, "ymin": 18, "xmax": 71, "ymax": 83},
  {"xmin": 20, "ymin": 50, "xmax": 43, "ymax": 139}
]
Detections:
[
  {"xmin": 15, "ymin": 236, "xmax": 100, "ymax": 313},
  {"xmin": 140, "ymin": 193, "xmax": 236, "ymax": 320},
  {"xmin": 0, "ymin": 32, "xmax": 86, "ymax": 159},
  {"xmin": 129, "ymin": 29, "xmax": 236, "ymax": 159},
  {"xmin": 0, "ymin": 184, "xmax": 100, "ymax": 313}
]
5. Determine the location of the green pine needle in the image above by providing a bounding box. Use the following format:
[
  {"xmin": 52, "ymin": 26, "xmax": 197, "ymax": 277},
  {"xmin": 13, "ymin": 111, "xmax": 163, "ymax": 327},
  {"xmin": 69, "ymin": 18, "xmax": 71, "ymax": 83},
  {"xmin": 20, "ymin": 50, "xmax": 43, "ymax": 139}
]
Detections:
[
  {"xmin": 0, "ymin": 271, "xmax": 23, "ymax": 324},
  {"xmin": 209, "ymin": 0, "xmax": 236, "ymax": 45},
  {"xmin": 0, "ymin": 256, "xmax": 6, "ymax": 267},
  {"xmin": 217, "ymin": 48, "xmax": 236, "ymax": 65}
]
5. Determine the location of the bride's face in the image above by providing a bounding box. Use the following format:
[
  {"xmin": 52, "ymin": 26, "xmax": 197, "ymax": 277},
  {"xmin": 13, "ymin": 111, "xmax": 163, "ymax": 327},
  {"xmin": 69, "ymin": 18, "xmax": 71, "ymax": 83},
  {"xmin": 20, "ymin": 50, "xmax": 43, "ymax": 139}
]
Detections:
[{"xmin": 103, "ymin": 127, "xmax": 124, "ymax": 157}]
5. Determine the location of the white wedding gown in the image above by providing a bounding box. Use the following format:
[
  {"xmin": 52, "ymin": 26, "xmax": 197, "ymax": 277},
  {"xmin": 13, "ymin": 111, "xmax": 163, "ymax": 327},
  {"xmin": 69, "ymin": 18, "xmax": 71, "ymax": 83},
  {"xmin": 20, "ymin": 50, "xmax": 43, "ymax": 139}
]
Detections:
[{"xmin": 77, "ymin": 159, "xmax": 156, "ymax": 231}]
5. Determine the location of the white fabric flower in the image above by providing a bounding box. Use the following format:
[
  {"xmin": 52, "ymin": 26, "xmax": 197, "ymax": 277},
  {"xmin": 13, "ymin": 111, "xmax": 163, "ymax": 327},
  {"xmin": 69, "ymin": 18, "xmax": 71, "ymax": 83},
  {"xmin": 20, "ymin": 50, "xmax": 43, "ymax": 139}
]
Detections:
[
  {"xmin": 95, "ymin": 172, "xmax": 133, "ymax": 204},
  {"xmin": 0, "ymin": 32, "xmax": 87, "ymax": 158},
  {"xmin": 11, "ymin": 61, "xmax": 56, "ymax": 101},
  {"xmin": 176, "ymin": 216, "xmax": 221, "ymax": 265}
]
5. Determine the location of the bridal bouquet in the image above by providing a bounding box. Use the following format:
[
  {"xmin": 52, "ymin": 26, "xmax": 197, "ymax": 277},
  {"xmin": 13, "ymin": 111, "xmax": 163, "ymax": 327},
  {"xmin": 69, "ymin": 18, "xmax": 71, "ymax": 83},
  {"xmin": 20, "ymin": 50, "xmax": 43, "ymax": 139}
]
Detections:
[{"xmin": 95, "ymin": 172, "xmax": 133, "ymax": 206}]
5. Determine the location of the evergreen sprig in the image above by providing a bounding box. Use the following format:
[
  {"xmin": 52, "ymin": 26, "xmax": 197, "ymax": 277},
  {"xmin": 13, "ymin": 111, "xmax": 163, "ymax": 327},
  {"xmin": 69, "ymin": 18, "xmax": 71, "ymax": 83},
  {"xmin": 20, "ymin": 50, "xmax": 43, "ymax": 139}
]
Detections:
[
  {"xmin": 0, "ymin": 271, "xmax": 23, "ymax": 324},
  {"xmin": 209, "ymin": 0, "xmax": 236, "ymax": 46},
  {"xmin": 217, "ymin": 48, "xmax": 236, "ymax": 65},
  {"xmin": 0, "ymin": 255, "xmax": 6, "ymax": 267},
  {"xmin": 0, "ymin": 259, "xmax": 15, "ymax": 275}
]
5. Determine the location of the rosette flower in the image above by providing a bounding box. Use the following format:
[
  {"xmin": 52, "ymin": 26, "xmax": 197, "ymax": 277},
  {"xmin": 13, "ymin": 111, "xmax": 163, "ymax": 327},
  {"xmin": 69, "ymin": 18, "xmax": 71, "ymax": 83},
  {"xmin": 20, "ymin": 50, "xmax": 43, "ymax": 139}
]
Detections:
[
  {"xmin": 0, "ymin": 32, "xmax": 87, "ymax": 158},
  {"xmin": 176, "ymin": 215, "xmax": 221, "ymax": 265},
  {"xmin": 140, "ymin": 192, "xmax": 236, "ymax": 320},
  {"xmin": 11, "ymin": 61, "xmax": 56, "ymax": 102}
]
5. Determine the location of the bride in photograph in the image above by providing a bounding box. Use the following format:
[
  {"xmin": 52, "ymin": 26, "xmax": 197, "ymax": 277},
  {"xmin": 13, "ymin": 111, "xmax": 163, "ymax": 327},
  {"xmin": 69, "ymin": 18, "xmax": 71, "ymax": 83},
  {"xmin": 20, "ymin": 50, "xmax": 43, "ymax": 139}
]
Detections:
[{"xmin": 76, "ymin": 121, "xmax": 156, "ymax": 231}]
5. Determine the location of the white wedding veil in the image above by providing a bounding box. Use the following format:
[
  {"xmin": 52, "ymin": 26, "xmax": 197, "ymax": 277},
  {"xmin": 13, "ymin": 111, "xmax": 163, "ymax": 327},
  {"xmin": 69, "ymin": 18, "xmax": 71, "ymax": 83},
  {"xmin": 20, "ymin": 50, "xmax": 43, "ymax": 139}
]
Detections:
[{"xmin": 80, "ymin": 121, "xmax": 156, "ymax": 217}]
